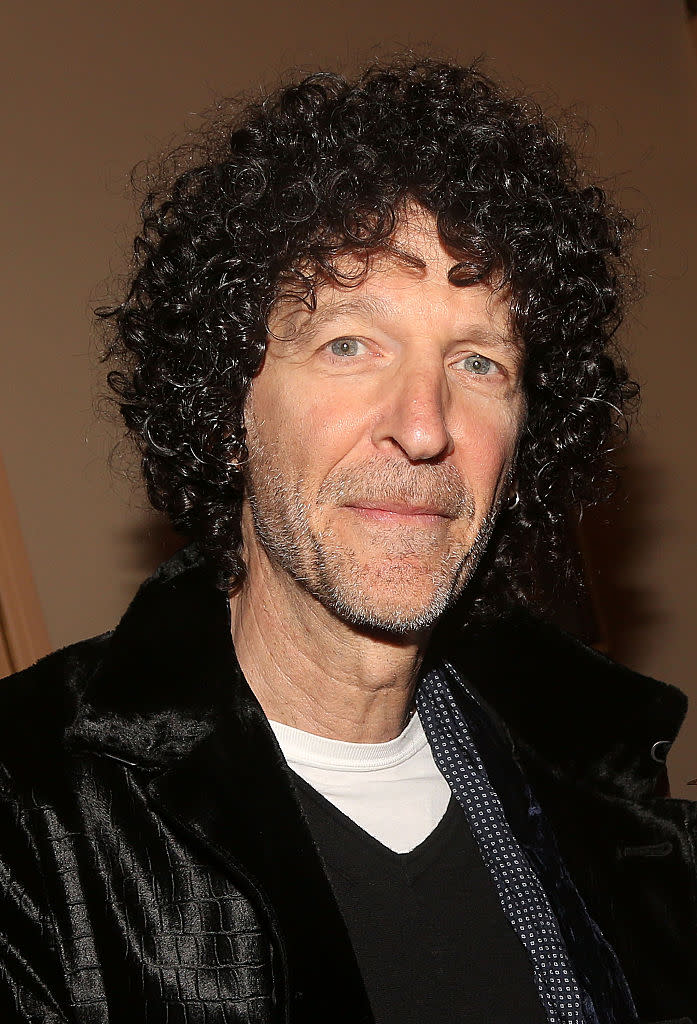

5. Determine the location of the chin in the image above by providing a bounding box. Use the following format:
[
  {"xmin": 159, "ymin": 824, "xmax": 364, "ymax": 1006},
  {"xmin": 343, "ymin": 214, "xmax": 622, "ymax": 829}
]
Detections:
[
  {"xmin": 310, "ymin": 561, "xmax": 467, "ymax": 637},
  {"xmin": 322, "ymin": 593, "xmax": 453, "ymax": 637}
]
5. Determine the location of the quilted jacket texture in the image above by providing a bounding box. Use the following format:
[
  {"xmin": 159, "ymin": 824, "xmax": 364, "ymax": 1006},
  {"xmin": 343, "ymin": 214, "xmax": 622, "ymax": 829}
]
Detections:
[{"xmin": 0, "ymin": 545, "xmax": 694, "ymax": 1023}]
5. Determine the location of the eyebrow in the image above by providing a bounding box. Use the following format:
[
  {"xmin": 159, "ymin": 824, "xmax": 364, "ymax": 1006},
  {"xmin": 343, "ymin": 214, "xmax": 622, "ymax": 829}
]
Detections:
[
  {"xmin": 283, "ymin": 294, "xmax": 522, "ymax": 355},
  {"xmin": 286, "ymin": 296, "xmax": 400, "ymax": 335}
]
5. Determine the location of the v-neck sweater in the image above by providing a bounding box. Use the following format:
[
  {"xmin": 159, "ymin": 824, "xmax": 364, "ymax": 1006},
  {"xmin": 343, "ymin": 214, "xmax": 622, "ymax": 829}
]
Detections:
[
  {"xmin": 290, "ymin": 769, "xmax": 548, "ymax": 1023},
  {"xmin": 267, "ymin": 711, "xmax": 451, "ymax": 852}
]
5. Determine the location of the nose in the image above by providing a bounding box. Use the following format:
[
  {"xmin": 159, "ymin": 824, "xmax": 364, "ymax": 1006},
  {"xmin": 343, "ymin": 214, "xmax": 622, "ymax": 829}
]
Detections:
[{"xmin": 371, "ymin": 361, "xmax": 454, "ymax": 462}]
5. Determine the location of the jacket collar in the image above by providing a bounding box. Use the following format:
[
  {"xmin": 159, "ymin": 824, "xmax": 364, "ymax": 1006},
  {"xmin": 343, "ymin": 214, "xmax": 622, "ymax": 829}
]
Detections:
[
  {"xmin": 67, "ymin": 544, "xmax": 232, "ymax": 767},
  {"xmin": 438, "ymin": 609, "xmax": 687, "ymax": 802},
  {"xmin": 67, "ymin": 543, "xmax": 687, "ymax": 802}
]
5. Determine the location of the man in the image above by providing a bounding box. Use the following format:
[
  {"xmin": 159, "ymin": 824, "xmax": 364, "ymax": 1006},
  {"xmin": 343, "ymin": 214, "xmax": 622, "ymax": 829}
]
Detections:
[{"xmin": 0, "ymin": 58, "xmax": 694, "ymax": 1024}]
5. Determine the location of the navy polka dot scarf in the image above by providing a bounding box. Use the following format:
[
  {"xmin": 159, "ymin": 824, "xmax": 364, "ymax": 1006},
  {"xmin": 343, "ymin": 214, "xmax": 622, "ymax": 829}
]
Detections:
[{"xmin": 416, "ymin": 660, "xmax": 638, "ymax": 1024}]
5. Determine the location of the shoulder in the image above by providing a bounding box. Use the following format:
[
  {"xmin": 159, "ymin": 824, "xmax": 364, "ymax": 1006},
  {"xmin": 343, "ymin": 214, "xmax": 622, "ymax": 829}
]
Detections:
[
  {"xmin": 0, "ymin": 632, "xmax": 112, "ymax": 786},
  {"xmin": 453, "ymin": 608, "xmax": 687, "ymax": 728},
  {"xmin": 437, "ymin": 608, "xmax": 687, "ymax": 800}
]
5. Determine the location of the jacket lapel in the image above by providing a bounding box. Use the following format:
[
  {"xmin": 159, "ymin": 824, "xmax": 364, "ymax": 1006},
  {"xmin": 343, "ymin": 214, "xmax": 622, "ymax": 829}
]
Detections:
[{"xmin": 67, "ymin": 546, "xmax": 373, "ymax": 1024}]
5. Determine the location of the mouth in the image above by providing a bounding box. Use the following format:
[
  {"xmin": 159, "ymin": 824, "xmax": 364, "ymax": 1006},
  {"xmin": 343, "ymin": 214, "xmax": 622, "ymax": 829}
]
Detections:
[{"xmin": 343, "ymin": 502, "xmax": 453, "ymax": 525}]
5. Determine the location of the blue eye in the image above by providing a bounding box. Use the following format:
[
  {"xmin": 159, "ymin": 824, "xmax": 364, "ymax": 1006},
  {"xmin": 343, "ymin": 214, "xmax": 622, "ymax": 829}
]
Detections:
[
  {"xmin": 329, "ymin": 338, "xmax": 362, "ymax": 357},
  {"xmin": 461, "ymin": 354, "xmax": 494, "ymax": 375}
]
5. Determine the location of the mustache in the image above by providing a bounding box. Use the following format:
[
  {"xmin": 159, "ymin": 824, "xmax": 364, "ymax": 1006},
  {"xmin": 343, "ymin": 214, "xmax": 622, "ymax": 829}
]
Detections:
[{"xmin": 316, "ymin": 457, "xmax": 475, "ymax": 520}]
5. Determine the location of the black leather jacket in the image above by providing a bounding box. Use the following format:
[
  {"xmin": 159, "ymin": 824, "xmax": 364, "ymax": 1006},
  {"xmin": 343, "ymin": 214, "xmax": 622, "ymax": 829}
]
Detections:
[{"xmin": 0, "ymin": 547, "xmax": 694, "ymax": 1023}]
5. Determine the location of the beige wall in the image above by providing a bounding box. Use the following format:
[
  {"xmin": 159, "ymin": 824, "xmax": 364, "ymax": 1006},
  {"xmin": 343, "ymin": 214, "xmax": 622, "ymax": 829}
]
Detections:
[{"xmin": 2, "ymin": 0, "xmax": 696, "ymax": 796}]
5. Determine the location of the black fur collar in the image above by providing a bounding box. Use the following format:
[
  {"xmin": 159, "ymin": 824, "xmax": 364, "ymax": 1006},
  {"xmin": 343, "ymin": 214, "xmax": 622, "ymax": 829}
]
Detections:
[
  {"xmin": 67, "ymin": 545, "xmax": 687, "ymax": 803},
  {"xmin": 441, "ymin": 611, "xmax": 687, "ymax": 802}
]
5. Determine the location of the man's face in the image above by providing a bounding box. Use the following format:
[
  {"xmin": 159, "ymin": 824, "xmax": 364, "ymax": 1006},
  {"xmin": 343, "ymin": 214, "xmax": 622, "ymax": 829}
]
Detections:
[{"xmin": 240, "ymin": 213, "xmax": 525, "ymax": 636}]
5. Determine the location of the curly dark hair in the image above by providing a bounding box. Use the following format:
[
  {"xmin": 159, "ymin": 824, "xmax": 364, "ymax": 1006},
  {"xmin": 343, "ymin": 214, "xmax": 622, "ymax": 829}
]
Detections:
[{"xmin": 100, "ymin": 56, "xmax": 638, "ymax": 620}]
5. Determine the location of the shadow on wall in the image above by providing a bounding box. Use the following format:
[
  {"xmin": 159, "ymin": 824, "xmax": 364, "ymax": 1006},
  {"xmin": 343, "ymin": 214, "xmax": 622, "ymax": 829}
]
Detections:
[
  {"xmin": 580, "ymin": 439, "xmax": 667, "ymax": 669},
  {"xmin": 119, "ymin": 512, "xmax": 185, "ymax": 579}
]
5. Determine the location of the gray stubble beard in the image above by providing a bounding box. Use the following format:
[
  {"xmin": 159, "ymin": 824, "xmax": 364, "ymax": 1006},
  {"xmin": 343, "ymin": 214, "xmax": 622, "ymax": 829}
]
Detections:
[{"xmin": 244, "ymin": 455, "xmax": 504, "ymax": 639}]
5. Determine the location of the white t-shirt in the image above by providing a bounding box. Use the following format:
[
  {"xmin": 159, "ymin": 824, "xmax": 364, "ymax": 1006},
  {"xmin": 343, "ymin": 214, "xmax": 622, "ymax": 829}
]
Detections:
[{"xmin": 268, "ymin": 712, "xmax": 451, "ymax": 853}]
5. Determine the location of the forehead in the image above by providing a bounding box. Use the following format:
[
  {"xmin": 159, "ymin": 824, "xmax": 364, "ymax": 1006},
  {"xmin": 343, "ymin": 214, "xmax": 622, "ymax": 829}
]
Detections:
[{"xmin": 270, "ymin": 213, "xmax": 517, "ymax": 348}]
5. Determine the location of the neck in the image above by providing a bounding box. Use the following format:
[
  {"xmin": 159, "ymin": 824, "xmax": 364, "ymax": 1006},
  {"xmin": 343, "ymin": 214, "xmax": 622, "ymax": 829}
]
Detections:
[{"xmin": 229, "ymin": 529, "xmax": 429, "ymax": 744}]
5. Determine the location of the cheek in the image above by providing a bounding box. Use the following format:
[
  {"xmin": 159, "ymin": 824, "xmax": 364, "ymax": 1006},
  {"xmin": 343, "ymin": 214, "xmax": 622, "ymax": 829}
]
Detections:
[
  {"xmin": 453, "ymin": 404, "xmax": 521, "ymax": 490},
  {"xmin": 304, "ymin": 394, "xmax": 368, "ymax": 448},
  {"xmin": 247, "ymin": 371, "xmax": 368, "ymax": 476}
]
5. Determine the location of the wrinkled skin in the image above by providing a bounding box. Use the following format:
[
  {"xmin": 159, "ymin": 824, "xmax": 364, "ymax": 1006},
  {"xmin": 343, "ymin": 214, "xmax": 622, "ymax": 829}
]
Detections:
[{"xmin": 241, "ymin": 213, "xmax": 526, "ymax": 636}]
